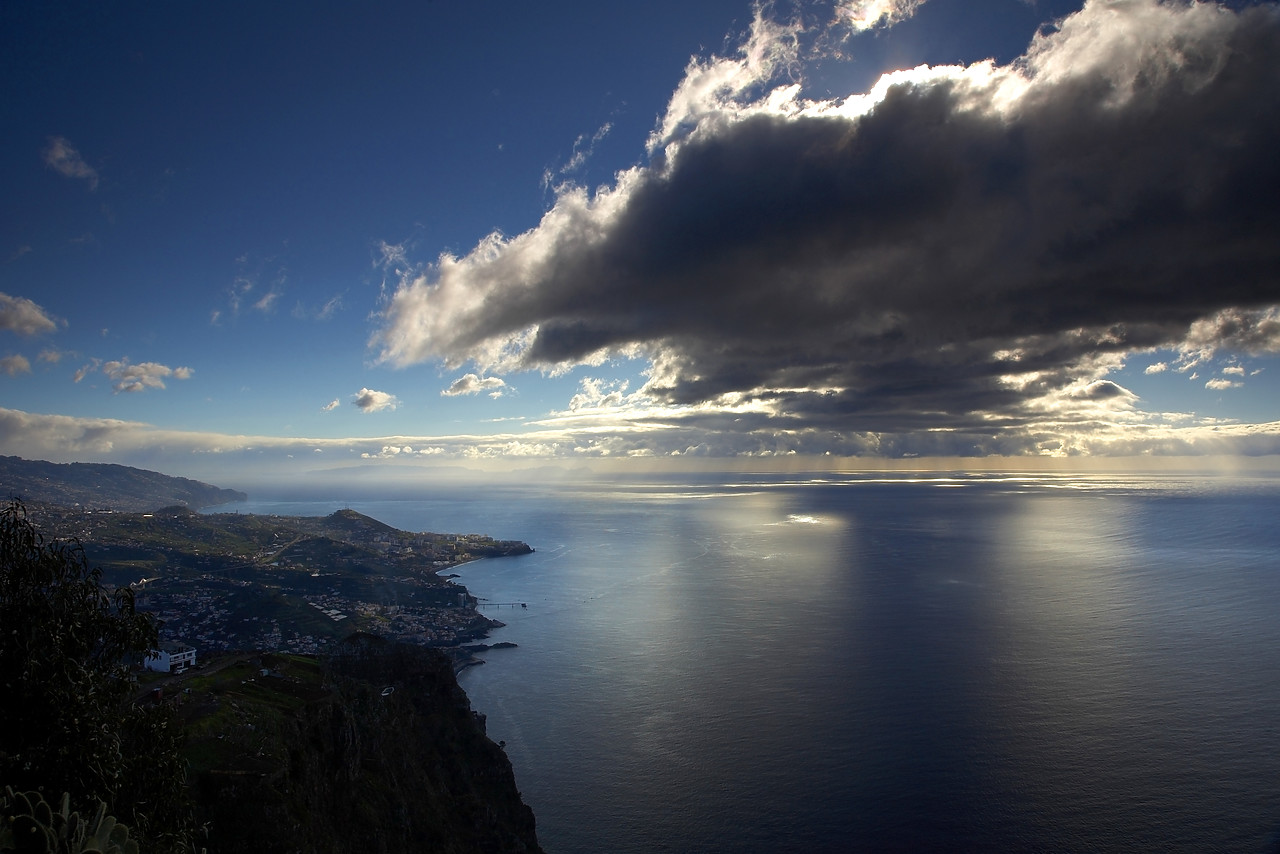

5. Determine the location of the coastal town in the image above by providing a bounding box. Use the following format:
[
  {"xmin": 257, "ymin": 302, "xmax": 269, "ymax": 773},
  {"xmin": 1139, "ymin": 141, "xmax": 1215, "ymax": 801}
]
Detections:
[{"xmin": 26, "ymin": 501, "xmax": 533, "ymax": 666}]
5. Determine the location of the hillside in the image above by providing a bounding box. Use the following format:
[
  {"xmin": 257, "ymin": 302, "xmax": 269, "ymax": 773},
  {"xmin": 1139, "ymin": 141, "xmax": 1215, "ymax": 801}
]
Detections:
[
  {"xmin": 52, "ymin": 504, "xmax": 531, "ymax": 659},
  {"xmin": 2, "ymin": 498, "xmax": 542, "ymax": 853},
  {"xmin": 0, "ymin": 455, "xmax": 247, "ymax": 511},
  {"xmin": 173, "ymin": 638, "xmax": 542, "ymax": 853}
]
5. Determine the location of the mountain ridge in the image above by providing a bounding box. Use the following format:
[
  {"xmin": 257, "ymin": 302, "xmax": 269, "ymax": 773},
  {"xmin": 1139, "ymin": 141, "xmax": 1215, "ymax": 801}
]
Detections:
[{"xmin": 0, "ymin": 456, "xmax": 247, "ymax": 512}]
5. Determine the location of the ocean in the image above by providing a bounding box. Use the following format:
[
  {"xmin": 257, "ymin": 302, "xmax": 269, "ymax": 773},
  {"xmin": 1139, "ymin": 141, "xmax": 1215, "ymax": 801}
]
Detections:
[{"xmin": 230, "ymin": 471, "xmax": 1280, "ymax": 852}]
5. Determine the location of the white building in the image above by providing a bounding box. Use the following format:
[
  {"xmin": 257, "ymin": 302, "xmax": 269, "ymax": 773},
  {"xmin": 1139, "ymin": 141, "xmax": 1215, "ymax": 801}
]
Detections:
[{"xmin": 145, "ymin": 641, "xmax": 197, "ymax": 673}]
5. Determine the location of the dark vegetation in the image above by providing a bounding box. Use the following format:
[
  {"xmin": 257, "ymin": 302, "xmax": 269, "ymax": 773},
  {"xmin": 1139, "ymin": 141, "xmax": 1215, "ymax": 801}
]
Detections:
[
  {"xmin": 0, "ymin": 501, "xmax": 195, "ymax": 852},
  {"xmin": 0, "ymin": 787, "xmax": 143, "ymax": 854},
  {"xmin": 1, "ymin": 488, "xmax": 542, "ymax": 853},
  {"xmin": 183, "ymin": 640, "xmax": 540, "ymax": 853}
]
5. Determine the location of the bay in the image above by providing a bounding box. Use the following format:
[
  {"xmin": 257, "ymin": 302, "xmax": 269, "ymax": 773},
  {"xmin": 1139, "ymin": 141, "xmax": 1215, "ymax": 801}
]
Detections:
[{"xmin": 231, "ymin": 471, "xmax": 1280, "ymax": 852}]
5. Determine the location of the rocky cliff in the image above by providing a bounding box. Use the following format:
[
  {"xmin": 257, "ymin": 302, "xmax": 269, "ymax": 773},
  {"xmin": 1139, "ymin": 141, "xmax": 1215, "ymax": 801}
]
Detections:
[{"xmin": 185, "ymin": 637, "xmax": 541, "ymax": 853}]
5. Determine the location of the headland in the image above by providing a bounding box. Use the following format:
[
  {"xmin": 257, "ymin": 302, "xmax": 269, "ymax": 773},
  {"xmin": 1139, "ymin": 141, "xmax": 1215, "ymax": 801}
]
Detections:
[{"xmin": 28, "ymin": 501, "xmax": 534, "ymax": 670}]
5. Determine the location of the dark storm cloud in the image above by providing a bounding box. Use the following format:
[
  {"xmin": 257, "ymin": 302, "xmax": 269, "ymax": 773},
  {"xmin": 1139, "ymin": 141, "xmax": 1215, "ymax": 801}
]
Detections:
[{"xmin": 375, "ymin": 1, "xmax": 1280, "ymax": 446}]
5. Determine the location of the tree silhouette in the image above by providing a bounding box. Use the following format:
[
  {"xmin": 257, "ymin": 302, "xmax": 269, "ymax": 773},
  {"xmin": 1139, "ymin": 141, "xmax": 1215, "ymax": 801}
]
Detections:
[{"xmin": 0, "ymin": 501, "xmax": 194, "ymax": 851}]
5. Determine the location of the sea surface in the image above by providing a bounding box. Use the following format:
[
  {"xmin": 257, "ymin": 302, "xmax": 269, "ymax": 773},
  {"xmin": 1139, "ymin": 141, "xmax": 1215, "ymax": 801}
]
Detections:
[{"xmin": 230, "ymin": 471, "xmax": 1280, "ymax": 852}]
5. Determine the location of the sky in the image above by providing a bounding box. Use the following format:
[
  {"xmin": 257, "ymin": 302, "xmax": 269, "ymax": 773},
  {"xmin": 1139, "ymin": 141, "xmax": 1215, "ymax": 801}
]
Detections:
[{"xmin": 3, "ymin": 0, "xmax": 1279, "ymax": 485}]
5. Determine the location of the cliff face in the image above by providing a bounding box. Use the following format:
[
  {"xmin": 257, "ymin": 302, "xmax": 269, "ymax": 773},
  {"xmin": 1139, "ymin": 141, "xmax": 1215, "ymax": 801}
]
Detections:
[{"xmin": 187, "ymin": 638, "xmax": 541, "ymax": 853}]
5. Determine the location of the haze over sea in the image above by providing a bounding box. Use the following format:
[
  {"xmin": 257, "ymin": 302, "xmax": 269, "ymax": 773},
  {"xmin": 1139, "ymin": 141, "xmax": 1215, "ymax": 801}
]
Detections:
[{"xmin": 231, "ymin": 470, "xmax": 1280, "ymax": 852}]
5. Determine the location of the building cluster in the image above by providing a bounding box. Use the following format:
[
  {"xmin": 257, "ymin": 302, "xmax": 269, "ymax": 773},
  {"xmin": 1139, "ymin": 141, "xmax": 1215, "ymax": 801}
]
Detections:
[
  {"xmin": 30, "ymin": 503, "xmax": 528, "ymax": 665},
  {"xmin": 352, "ymin": 599, "xmax": 495, "ymax": 645},
  {"xmin": 144, "ymin": 640, "xmax": 197, "ymax": 673},
  {"xmin": 138, "ymin": 581, "xmax": 235, "ymax": 648},
  {"xmin": 135, "ymin": 576, "xmax": 496, "ymax": 659}
]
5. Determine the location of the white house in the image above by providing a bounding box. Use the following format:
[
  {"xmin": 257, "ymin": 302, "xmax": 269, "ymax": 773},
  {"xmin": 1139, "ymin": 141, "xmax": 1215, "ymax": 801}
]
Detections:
[{"xmin": 145, "ymin": 641, "xmax": 197, "ymax": 673}]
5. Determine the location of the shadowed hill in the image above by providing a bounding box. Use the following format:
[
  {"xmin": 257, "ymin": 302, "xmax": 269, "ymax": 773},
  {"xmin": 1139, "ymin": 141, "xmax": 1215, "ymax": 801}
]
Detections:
[
  {"xmin": 322, "ymin": 507, "xmax": 400, "ymax": 536},
  {"xmin": 182, "ymin": 639, "xmax": 542, "ymax": 853},
  {"xmin": 0, "ymin": 456, "xmax": 247, "ymax": 512}
]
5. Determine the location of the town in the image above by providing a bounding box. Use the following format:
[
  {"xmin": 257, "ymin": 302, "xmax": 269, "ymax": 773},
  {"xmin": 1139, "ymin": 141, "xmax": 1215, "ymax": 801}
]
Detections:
[{"xmin": 27, "ymin": 502, "xmax": 533, "ymax": 666}]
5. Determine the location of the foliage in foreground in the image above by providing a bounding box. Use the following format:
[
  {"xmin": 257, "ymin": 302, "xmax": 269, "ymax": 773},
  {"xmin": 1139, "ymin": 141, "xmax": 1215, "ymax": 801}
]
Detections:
[
  {"xmin": 0, "ymin": 502, "xmax": 195, "ymax": 851},
  {"xmin": 0, "ymin": 788, "xmax": 138, "ymax": 854}
]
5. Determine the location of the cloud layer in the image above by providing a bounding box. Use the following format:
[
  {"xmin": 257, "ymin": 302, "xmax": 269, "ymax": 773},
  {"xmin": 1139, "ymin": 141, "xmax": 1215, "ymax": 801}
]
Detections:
[
  {"xmin": 2, "ymin": 406, "xmax": 1278, "ymax": 479},
  {"xmin": 373, "ymin": 0, "xmax": 1280, "ymax": 457}
]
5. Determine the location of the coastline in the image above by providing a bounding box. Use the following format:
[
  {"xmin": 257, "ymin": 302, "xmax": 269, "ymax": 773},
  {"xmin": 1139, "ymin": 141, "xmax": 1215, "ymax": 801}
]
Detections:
[
  {"xmin": 436, "ymin": 552, "xmax": 533, "ymax": 671},
  {"xmin": 38, "ymin": 501, "xmax": 536, "ymax": 667},
  {"xmin": 436, "ymin": 559, "xmax": 514, "ymax": 672}
]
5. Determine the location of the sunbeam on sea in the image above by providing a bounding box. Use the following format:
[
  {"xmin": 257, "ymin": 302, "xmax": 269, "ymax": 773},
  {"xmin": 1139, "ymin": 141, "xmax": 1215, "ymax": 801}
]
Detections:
[{"xmin": 232, "ymin": 471, "xmax": 1280, "ymax": 853}]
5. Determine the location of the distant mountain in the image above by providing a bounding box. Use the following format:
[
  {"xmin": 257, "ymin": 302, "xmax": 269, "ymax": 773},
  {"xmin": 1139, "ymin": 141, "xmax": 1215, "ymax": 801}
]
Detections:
[{"xmin": 0, "ymin": 456, "xmax": 247, "ymax": 512}]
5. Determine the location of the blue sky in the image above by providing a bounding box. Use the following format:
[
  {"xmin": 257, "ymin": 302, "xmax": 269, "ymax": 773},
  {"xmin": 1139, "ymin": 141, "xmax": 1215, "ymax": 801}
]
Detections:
[{"xmin": 3, "ymin": 0, "xmax": 1279, "ymax": 483}]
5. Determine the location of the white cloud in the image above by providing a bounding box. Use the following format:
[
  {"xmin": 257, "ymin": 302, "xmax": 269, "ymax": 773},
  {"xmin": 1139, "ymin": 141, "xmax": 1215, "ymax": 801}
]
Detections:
[
  {"xmin": 219, "ymin": 256, "xmax": 290, "ymax": 321},
  {"xmin": 1177, "ymin": 307, "xmax": 1280, "ymax": 368},
  {"xmin": 224, "ymin": 275, "xmax": 254, "ymax": 319},
  {"xmin": 1144, "ymin": 362, "xmax": 1168, "ymax": 375},
  {"xmin": 322, "ymin": 399, "xmax": 340, "ymax": 412},
  {"xmin": 361, "ymin": 444, "xmax": 446, "ymax": 459},
  {"xmin": 648, "ymin": 7, "xmax": 801, "ymax": 155},
  {"xmin": 316, "ymin": 294, "xmax": 343, "ymax": 320},
  {"xmin": 73, "ymin": 359, "xmax": 98, "ymax": 383},
  {"xmin": 461, "ymin": 440, "xmax": 563, "ymax": 459},
  {"xmin": 0, "ymin": 292, "xmax": 58, "ymax": 336},
  {"xmin": 1205, "ymin": 378, "xmax": 1242, "ymax": 390},
  {"xmin": 441, "ymin": 373, "xmax": 507, "ymax": 397},
  {"xmin": 253, "ymin": 290, "xmax": 282, "ymax": 313},
  {"xmin": 568, "ymin": 378, "xmax": 632, "ymax": 411},
  {"xmin": 1223, "ymin": 365, "xmax": 1245, "ymax": 376},
  {"xmin": 550, "ymin": 123, "xmax": 614, "ymax": 186},
  {"xmin": 835, "ymin": 0, "xmax": 927, "ymax": 33},
  {"xmin": 1, "ymin": 355, "xmax": 31, "ymax": 376},
  {"xmin": 42, "ymin": 136, "xmax": 99, "ymax": 190},
  {"xmin": 99, "ymin": 359, "xmax": 194, "ymax": 393},
  {"xmin": 352, "ymin": 388, "xmax": 400, "ymax": 413},
  {"xmin": 376, "ymin": 240, "xmax": 410, "ymax": 272}
]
